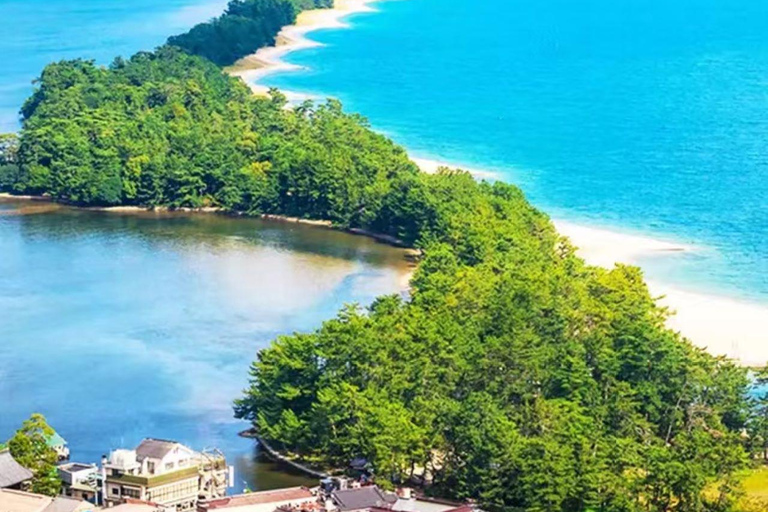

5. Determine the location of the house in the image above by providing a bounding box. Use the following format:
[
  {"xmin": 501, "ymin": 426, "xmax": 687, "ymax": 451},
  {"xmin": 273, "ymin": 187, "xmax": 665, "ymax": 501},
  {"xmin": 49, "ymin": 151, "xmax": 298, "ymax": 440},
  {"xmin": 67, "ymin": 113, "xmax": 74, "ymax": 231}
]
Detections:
[
  {"xmin": 198, "ymin": 487, "xmax": 316, "ymax": 512},
  {"xmin": 0, "ymin": 488, "xmax": 92, "ymax": 512},
  {"xmin": 58, "ymin": 463, "xmax": 98, "ymax": 502},
  {"xmin": 0, "ymin": 450, "xmax": 33, "ymax": 490},
  {"xmin": 101, "ymin": 439, "xmax": 229, "ymax": 510},
  {"xmin": 45, "ymin": 431, "xmax": 69, "ymax": 462}
]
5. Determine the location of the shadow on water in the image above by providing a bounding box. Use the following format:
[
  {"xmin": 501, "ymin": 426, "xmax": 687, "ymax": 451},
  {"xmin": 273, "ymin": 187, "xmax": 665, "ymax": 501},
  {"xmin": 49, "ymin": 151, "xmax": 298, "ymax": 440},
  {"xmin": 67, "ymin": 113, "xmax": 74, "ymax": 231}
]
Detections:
[
  {"xmin": 234, "ymin": 442, "xmax": 319, "ymax": 491},
  {"xmin": 0, "ymin": 198, "xmax": 411, "ymax": 269}
]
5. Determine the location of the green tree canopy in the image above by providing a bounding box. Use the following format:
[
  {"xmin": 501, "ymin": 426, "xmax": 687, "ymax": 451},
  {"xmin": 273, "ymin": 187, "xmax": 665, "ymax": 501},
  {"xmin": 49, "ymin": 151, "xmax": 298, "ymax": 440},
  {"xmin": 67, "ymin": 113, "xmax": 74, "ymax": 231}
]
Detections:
[{"xmin": 7, "ymin": 414, "xmax": 62, "ymax": 497}]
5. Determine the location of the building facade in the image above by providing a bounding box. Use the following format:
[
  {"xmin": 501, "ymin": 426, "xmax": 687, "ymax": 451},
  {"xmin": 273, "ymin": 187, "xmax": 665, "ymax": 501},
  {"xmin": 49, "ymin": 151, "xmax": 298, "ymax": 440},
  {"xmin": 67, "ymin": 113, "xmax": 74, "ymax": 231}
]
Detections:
[
  {"xmin": 101, "ymin": 439, "xmax": 228, "ymax": 510},
  {"xmin": 58, "ymin": 463, "xmax": 98, "ymax": 502}
]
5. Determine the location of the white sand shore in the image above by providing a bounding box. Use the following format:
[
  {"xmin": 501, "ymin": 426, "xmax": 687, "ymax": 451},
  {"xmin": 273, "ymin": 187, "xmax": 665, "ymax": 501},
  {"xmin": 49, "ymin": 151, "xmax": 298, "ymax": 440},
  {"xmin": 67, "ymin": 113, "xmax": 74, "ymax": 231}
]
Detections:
[
  {"xmin": 414, "ymin": 160, "xmax": 768, "ymax": 366},
  {"xmin": 411, "ymin": 157, "xmax": 500, "ymax": 180},
  {"xmin": 201, "ymin": 2, "xmax": 768, "ymax": 365},
  {"xmin": 553, "ymin": 220, "xmax": 690, "ymax": 269},
  {"xmin": 228, "ymin": 0, "xmax": 377, "ymax": 95}
]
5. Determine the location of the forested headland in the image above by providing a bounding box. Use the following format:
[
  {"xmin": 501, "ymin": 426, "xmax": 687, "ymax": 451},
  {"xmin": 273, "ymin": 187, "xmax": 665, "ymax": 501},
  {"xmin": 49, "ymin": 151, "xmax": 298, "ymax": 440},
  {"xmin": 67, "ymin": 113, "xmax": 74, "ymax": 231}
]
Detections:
[
  {"xmin": 167, "ymin": 0, "xmax": 332, "ymax": 66},
  {"xmin": 2, "ymin": 1, "xmax": 768, "ymax": 511}
]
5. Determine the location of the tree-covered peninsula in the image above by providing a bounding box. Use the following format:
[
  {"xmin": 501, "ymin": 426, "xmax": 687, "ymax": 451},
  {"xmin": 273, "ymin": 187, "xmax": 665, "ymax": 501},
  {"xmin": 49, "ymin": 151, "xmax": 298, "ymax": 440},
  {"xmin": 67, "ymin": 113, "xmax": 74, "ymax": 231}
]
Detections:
[
  {"xmin": 168, "ymin": 0, "xmax": 332, "ymax": 66},
  {"xmin": 1, "ymin": 1, "xmax": 766, "ymax": 511}
]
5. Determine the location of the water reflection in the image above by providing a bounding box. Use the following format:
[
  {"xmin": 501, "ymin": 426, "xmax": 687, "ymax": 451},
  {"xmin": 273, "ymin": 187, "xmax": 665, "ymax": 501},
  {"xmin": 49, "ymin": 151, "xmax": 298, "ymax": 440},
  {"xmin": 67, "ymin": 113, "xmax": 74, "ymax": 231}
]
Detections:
[{"xmin": 0, "ymin": 198, "xmax": 411, "ymax": 492}]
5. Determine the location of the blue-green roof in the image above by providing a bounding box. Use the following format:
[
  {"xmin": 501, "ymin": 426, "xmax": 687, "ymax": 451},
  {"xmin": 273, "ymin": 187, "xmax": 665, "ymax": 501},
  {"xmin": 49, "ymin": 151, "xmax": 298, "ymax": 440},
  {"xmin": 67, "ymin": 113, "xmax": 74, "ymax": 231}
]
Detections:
[{"xmin": 45, "ymin": 431, "xmax": 67, "ymax": 447}]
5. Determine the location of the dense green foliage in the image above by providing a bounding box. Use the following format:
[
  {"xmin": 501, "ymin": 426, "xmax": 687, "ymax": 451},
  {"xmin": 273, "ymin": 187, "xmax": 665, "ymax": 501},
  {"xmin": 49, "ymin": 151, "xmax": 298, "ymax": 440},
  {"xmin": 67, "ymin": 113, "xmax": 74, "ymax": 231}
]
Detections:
[
  {"xmin": 167, "ymin": 0, "xmax": 331, "ymax": 67},
  {"xmin": 6, "ymin": 414, "xmax": 62, "ymax": 497},
  {"xmin": 8, "ymin": 48, "xmax": 422, "ymax": 240},
  {"xmin": 0, "ymin": 133, "xmax": 20, "ymax": 191},
  {"xmin": 5, "ymin": 2, "xmax": 764, "ymax": 510},
  {"xmin": 234, "ymin": 174, "xmax": 753, "ymax": 511}
]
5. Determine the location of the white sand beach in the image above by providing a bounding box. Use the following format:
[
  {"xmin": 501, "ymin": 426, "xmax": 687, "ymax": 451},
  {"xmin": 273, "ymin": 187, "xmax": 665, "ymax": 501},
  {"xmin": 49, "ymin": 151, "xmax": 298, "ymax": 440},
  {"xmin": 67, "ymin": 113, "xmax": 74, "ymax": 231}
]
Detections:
[
  {"xmin": 411, "ymin": 157, "xmax": 501, "ymax": 180},
  {"xmin": 415, "ymin": 161, "xmax": 768, "ymax": 366},
  {"xmin": 222, "ymin": 3, "xmax": 768, "ymax": 367},
  {"xmin": 228, "ymin": 0, "xmax": 378, "ymax": 95}
]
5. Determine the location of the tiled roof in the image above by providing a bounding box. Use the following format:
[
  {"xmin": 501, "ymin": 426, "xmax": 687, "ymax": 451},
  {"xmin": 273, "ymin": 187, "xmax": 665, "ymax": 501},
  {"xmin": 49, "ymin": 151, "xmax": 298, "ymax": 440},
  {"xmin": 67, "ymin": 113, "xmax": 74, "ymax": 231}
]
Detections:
[
  {"xmin": 0, "ymin": 489, "xmax": 89, "ymax": 512},
  {"xmin": 204, "ymin": 487, "xmax": 314, "ymax": 509},
  {"xmin": 331, "ymin": 487, "xmax": 397, "ymax": 511},
  {"xmin": 0, "ymin": 450, "xmax": 33, "ymax": 488},
  {"xmin": 44, "ymin": 432, "xmax": 66, "ymax": 448},
  {"xmin": 41, "ymin": 496, "xmax": 87, "ymax": 512},
  {"xmin": 0, "ymin": 488, "xmax": 51, "ymax": 512},
  {"xmin": 135, "ymin": 439, "xmax": 178, "ymax": 460}
]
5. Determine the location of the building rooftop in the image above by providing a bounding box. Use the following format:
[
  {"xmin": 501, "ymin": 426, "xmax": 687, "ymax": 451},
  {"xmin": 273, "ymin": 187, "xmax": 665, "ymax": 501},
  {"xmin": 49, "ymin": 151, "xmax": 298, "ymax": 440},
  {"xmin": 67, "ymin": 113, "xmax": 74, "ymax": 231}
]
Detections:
[
  {"xmin": 41, "ymin": 496, "xmax": 89, "ymax": 512},
  {"xmin": 135, "ymin": 439, "xmax": 178, "ymax": 461},
  {"xmin": 392, "ymin": 498, "xmax": 466, "ymax": 512},
  {"xmin": 0, "ymin": 488, "xmax": 51, "ymax": 512},
  {"xmin": 58, "ymin": 463, "xmax": 94, "ymax": 475},
  {"xmin": 109, "ymin": 498, "xmax": 162, "ymax": 512},
  {"xmin": 0, "ymin": 450, "xmax": 33, "ymax": 488},
  {"xmin": 331, "ymin": 487, "xmax": 397, "ymax": 511},
  {"xmin": 0, "ymin": 489, "xmax": 90, "ymax": 512},
  {"xmin": 44, "ymin": 432, "xmax": 67, "ymax": 449},
  {"xmin": 203, "ymin": 487, "xmax": 314, "ymax": 510},
  {"xmin": 108, "ymin": 504, "xmax": 159, "ymax": 512}
]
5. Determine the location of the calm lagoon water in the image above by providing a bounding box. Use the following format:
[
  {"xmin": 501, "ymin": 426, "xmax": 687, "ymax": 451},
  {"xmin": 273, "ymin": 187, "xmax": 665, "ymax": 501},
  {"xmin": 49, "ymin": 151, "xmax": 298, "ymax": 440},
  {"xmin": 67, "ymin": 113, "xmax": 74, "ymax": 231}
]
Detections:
[
  {"xmin": 0, "ymin": 199, "xmax": 410, "ymax": 491},
  {"xmin": 263, "ymin": 0, "xmax": 768, "ymax": 303}
]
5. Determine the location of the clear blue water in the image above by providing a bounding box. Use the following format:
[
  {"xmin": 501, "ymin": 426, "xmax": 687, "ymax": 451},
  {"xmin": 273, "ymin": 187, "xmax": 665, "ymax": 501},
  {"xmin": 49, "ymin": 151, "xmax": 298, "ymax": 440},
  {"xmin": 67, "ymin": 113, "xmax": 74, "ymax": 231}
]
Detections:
[
  {"xmin": 262, "ymin": 0, "xmax": 768, "ymax": 303},
  {"xmin": 0, "ymin": 0, "xmax": 228, "ymax": 132},
  {"xmin": 0, "ymin": 200, "xmax": 409, "ymax": 490}
]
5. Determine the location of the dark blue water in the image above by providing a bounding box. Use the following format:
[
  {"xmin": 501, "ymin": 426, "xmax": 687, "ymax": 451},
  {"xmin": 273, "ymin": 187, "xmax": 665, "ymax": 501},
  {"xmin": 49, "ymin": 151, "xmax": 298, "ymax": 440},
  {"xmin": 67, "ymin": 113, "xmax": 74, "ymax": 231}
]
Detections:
[
  {"xmin": 0, "ymin": 200, "xmax": 410, "ymax": 490},
  {"xmin": 0, "ymin": 0, "xmax": 227, "ymax": 132},
  {"xmin": 263, "ymin": 0, "xmax": 768, "ymax": 302}
]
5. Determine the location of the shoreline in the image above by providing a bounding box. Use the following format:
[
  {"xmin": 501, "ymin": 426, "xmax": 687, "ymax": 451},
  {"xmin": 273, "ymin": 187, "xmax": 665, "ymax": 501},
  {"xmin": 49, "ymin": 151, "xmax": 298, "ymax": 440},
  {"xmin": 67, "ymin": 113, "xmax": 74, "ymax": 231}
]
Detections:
[
  {"xmin": 0, "ymin": 193, "xmax": 420, "ymax": 255},
  {"xmin": 6, "ymin": 182, "xmax": 767, "ymax": 366},
  {"xmin": 7, "ymin": 2, "xmax": 767, "ymax": 366},
  {"xmin": 412, "ymin": 161, "xmax": 768, "ymax": 367},
  {"xmin": 227, "ymin": 0, "xmax": 378, "ymax": 96}
]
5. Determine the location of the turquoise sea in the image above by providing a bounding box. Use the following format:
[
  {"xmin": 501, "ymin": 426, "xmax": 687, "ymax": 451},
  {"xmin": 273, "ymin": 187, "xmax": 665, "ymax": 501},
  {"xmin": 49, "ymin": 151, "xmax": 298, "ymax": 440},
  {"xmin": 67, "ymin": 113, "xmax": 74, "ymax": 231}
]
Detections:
[{"xmin": 262, "ymin": 0, "xmax": 768, "ymax": 303}]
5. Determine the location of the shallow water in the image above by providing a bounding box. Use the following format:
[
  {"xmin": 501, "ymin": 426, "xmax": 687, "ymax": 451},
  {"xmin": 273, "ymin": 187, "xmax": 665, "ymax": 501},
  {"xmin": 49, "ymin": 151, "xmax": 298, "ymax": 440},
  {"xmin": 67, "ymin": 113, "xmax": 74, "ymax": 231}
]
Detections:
[
  {"xmin": 0, "ymin": 199, "xmax": 410, "ymax": 491},
  {"xmin": 262, "ymin": 0, "xmax": 768, "ymax": 303}
]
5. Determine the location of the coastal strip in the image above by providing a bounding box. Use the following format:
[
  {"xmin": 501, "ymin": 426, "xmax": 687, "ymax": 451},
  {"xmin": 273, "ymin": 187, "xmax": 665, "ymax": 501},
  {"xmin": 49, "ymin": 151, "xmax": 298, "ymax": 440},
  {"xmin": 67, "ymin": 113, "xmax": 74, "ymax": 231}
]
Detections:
[
  {"xmin": 227, "ymin": 0, "xmax": 378, "ymax": 95},
  {"xmin": 412, "ymin": 162, "xmax": 768, "ymax": 366}
]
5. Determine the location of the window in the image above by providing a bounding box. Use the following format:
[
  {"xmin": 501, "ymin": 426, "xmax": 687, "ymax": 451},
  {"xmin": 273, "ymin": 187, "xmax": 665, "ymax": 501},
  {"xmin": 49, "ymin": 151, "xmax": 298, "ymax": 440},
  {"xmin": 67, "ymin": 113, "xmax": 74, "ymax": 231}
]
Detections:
[
  {"xmin": 178, "ymin": 459, "xmax": 187, "ymax": 467},
  {"xmin": 122, "ymin": 487, "xmax": 141, "ymax": 499},
  {"xmin": 111, "ymin": 488, "xmax": 119, "ymax": 496},
  {"xmin": 148, "ymin": 462, "xmax": 155, "ymax": 474},
  {"xmin": 165, "ymin": 462, "xmax": 174, "ymax": 471}
]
